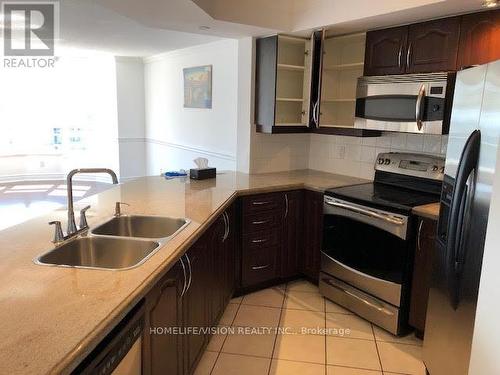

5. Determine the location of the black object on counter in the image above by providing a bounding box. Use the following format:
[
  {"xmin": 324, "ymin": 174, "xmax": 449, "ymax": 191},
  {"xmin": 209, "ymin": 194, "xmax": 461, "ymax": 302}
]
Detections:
[{"xmin": 190, "ymin": 167, "xmax": 216, "ymax": 180}]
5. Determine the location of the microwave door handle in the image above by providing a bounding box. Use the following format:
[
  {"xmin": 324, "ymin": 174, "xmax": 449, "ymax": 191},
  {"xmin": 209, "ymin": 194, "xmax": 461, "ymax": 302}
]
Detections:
[
  {"xmin": 415, "ymin": 84, "xmax": 425, "ymax": 131},
  {"xmin": 446, "ymin": 129, "xmax": 481, "ymax": 309},
  {"xmin": 397, "ymin": 44, "xmax": 403, "ymax": 69},
  {"xmin": 325, "ymin": 200, "xmax": 405, "ymax": 225}
]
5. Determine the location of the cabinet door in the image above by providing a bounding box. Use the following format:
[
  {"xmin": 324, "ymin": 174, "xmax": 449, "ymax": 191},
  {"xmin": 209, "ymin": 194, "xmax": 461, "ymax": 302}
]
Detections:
[
  {"xmin": 458, "ymin": 10, "xmax": 500, "ymax": 69},
  {"xmin": 208, "ymin": 215, "xmax": 226, "ymax": 325},
  {"xmin": 301, "ymin": 190, "xmax": 323, "ymax": 281},
  {"xmin": 183, "ymin": 242, "xmax": 208, "ymax": 374},
  {"xmin": 282, "ymin": 190, "xmax": 303, "ymax": 278},
  {"xmin": 409, "ymin": 218, "xmax": 437, "ymax": 336},
  {"xmin": 223, "ymin": 205, "xmax": 237, "ymax": 304},
  {"xmin": 364, "ymin": 26, "xmax": 407, "ymax": 76},
  {"xmin": 143, "ymin": 263, "xmax": 184, "ymax": 375},
  {"xmin": 407, "ymin": 17, "xmax": 460, "ymax": 73}
]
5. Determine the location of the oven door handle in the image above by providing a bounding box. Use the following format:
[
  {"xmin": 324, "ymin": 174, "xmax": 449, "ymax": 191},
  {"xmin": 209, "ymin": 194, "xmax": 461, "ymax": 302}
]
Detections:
[
  {"xmin": 322, "ymin": 277, "xmax": 394, "ymax": 316},
  {"xmin": 325, "ymin": 200, "xmax": 405, "ymax": 225}
]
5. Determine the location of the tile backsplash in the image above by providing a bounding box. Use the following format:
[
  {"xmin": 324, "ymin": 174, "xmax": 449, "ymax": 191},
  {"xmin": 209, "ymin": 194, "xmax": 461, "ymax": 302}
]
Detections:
[
  {"xmin": 251, "ymin": 132, "xmax": 311, "ymax": 173},
  {"xmin": 308, "ymin": 132, "xmax": 448, "ymax": 180},
  {"xmin": 250, "ymin": 131, "xmax": 448, "ymax": 179}
]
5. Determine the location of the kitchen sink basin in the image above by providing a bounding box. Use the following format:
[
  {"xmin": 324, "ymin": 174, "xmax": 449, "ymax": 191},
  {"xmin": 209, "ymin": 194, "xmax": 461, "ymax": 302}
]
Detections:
[
  {"xmin": 91, "ymin": 215, "xmax": 190, "ymax": 240},
  {"xmin": 35, "ymin": 236, "xmax": 160, "ymax": 270}
]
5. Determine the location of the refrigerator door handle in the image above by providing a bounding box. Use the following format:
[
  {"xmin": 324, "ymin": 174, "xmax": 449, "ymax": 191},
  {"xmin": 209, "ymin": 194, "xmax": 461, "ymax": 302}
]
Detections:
[{"xmin": 446, "ymin": 129, "xmax": 481, "ymax": 308}]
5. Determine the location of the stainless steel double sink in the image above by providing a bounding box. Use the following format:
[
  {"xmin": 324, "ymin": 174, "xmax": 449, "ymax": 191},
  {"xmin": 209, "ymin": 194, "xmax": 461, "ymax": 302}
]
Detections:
[{"xmin": 35, "ymin": 215, "xmax": 190, "ymax": 270}]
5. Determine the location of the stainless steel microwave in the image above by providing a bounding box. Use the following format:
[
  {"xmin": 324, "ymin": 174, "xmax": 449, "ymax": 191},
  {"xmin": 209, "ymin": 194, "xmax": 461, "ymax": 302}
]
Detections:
[{"xmin": 354, "ymin": 72, "xmax": 456, "ymax": 134}]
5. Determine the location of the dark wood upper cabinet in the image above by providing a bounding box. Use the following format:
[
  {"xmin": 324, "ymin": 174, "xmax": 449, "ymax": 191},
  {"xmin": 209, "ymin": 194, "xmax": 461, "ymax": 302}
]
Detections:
[
  {"xmin": 458, "ymin": 9, "xmax": 500, "ymax": 69},
  {"xmin": 255, "ymin": 35, "xmax": 313, "ymax": 134},
  {"xmin": 407, "ymin": 17, "xmax": 460, "ymax": 73},
  {"xmin": 364, "ymin": 26, "xmax": 408, "ymax": 76}
]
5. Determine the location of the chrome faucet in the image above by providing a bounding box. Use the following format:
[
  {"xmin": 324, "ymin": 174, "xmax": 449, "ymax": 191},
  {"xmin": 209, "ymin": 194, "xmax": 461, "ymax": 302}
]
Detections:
[{"xmin": 66, "ymin": 168, "xmax": 118, "ymax": 235}]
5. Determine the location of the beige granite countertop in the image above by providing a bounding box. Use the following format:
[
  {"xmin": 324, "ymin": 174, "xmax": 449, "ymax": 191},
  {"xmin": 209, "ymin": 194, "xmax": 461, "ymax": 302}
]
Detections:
[
  {"xmin": 412, "ymin": 202, "xmax": 440, "ymax": 221},
  {"xmin": 0, "ymin": 170, "xmax": 366, "ymax": 375}
]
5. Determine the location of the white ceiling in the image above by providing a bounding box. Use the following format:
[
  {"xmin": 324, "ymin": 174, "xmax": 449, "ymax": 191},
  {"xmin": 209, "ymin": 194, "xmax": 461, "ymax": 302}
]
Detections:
[{"xmin": 43, "ymin": 0, "xmax": 491, "ymax": 56}]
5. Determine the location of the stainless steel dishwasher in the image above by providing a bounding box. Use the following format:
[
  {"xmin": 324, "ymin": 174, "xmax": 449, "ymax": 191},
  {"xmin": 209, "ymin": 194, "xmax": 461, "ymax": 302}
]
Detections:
[{"xmin": 73, "ymin": 302, "xmax": 144, "ymax": 375}]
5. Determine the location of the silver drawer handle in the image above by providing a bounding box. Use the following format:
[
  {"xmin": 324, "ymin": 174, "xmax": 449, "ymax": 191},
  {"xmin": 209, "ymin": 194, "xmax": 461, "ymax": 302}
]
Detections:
[
  {"xmin": 252, "ymin": 220, "xmax": 269, "ymax": 225},
  {"xmin": 252, "ymin": 201, "xmax": 270, "ymax": 206},
  {"xmin": 322, "ymin": 278, "xmax": 394, "ymax": 316},
  {"xmin": 251, "ymin": 238, "xmax": 268, "ymax": 244},
  {"xmin": 325, "ymin": 200, "xmax": 405, "ymax": 225},
  {"xmin": 252, "ymin": 264, "xmax": 270, "ymax": 270}
]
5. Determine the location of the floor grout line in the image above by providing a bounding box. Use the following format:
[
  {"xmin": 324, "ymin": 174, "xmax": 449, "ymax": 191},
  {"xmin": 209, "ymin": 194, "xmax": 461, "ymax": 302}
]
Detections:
[
  {"xmin": 372, "ymin": 324, "xmax": 384, "ymax": 373},
  {"xmin": 266, "ymin": 281, "xmax": 288, "ymax": 375},
  {"xmin": 209, "ymin": 300, "xmax": 243, "ymax": 375}
]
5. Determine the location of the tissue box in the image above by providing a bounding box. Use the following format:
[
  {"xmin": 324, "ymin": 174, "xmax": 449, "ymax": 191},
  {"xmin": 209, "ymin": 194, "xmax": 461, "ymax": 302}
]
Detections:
[{"xmin": 190, "ymin": 167, "xmax": 216, "ymax": 180}]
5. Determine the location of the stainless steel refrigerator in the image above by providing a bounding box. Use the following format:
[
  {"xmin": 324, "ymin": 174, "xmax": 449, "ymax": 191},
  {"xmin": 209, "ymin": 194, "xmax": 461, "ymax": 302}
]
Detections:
[{"xmin": 423, "ymin": 61, "xmax": 500, "ymax": 374}]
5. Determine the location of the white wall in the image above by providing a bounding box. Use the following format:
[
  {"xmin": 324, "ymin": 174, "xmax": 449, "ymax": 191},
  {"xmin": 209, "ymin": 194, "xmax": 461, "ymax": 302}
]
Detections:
[
  {"xmin": 236, "ymin": 37, "xmax": 254, "ymax": 173},
  {"xmin": 115, "ymin": 56, "xmax": 147, "ymax": 180},
  {"xmin": 144, "ymin": 39, "xmax": 238, "ymax": 175},
  {"xmin": 308, "ymin": 132, "xmax": 448, "ymax": 179},
  {"xmin": 468, "ymin": 143, "xmax": 500, "ymax": 375}
]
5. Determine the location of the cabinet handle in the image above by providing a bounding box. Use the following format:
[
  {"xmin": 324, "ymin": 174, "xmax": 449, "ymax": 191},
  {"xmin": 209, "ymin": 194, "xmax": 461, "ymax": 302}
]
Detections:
[
  {"xmin": 225, "ymin": 212, "xmax": 230, "ymax": 240},
  {"xmin": 251, "ymin": 264, "xmax": 271, "ymax": 270},
  {"xmin": 222, "ymin": 212, "xmax": 228, "ymax": 242},
  {"xmin": 251, "ymin": 238, "xmax": 268, "ymax": 244},
  {"xmin": 179, "ymin": 257, "xmax": 188, "ymax": 297},
  {"xmin": 284, "ymin": 193, "xmax": 289, "ymax": 219},
  {"xmin": 185, "ymin": 254, "xmax": 192, "ymax": 293},
  {"xmin": 252, "ymin": 220, "xmax": 269, "ymax": 225},
  {"xmin": 417, "ymin": 219, "xmax": 424, "ymax": 253},
  {"xmin": 252, "ymin": 201, "xmax": 270, "ymax": 206},
  {"xmin": 406, "ymin": 42, "xmax": 412, "ymax": 68},
  {"xmin": 398, "ymin": 44, "xmax": 403, "ymax": 69}
]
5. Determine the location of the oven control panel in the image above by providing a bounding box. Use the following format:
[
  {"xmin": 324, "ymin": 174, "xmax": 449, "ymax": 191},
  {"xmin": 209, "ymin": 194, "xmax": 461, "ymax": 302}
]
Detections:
[{"xmin": 375, "ymin": 152, "xmax": 445, "ymax": 181}]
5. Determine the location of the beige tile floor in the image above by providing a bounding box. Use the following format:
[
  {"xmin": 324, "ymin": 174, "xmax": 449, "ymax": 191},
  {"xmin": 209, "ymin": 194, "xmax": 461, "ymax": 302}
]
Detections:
[{"xmin": 194, "ymin": 279, "xmax": 425, "ymax": 375}]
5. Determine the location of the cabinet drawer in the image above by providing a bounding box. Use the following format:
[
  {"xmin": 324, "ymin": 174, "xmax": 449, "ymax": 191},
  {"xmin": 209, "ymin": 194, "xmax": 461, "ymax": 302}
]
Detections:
[
  {"xmin": 243, "ymin": 229, "xmax": 280, "ymax": 250},
  {"xmin": 241, "ymin": 247, "xmax": 279, "ymax": 287},
  {"xmin": 243, "ymin": 211, "xmax": 282, "ymax": 233},
  {"xmin": 242, "ymin": 192, "xmax": 284, "ymax": 214}
]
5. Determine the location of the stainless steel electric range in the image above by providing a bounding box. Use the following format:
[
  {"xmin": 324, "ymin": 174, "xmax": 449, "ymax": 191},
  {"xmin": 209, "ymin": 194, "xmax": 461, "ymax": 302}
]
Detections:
[{"xmin": 320, "ymin": 152, "xmax": 445, "ymax": 335}]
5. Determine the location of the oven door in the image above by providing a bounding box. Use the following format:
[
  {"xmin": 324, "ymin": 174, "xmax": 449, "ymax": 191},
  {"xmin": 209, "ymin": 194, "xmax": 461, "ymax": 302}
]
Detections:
[
  {"xmin": 322, "ymin": 196, "xmax": 409, "ymax": 307},
  {"xmin": 354, "ymin": 73, "xmax": 451, "ymax": 134}
]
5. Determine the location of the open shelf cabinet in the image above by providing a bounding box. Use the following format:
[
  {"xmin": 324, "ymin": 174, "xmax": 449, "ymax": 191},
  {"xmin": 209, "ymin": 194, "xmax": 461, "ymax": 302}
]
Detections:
[
  {"xmin": 255, "ymin": 35, "xmax": 312, "ymax": 133},
  {"xmin": 255, "ymin": 32, "xmax": 380, "ymax": 137},
  {"xmin": 318, "ymin": 32, "xmax": 365, "ymax": 131}
]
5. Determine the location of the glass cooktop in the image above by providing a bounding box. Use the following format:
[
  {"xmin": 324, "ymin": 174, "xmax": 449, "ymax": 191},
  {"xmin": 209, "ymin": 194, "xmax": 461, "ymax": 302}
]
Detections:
[{"xmin": 325, "ymin": 182, "xmax": 440, "ymax": 214}]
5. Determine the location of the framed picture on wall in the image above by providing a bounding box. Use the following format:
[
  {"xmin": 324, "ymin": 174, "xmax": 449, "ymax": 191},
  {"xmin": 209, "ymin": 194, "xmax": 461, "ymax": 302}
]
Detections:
[{"xmin": 183, "ymin": 65, "xmax": 212, "ymax": 109}]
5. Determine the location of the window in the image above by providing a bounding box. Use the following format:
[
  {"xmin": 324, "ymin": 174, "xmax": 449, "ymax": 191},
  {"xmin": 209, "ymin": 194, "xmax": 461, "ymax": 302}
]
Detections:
[{"xmin": 0, "ymin": 54, "xmax": 119, "ymax": 179}]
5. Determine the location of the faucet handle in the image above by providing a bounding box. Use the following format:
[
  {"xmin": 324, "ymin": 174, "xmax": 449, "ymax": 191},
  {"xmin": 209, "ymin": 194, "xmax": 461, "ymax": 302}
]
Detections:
[
  {"xmin": 79, "ymin": 205, "xmax": 91, "ymax": 229},
  {"xmin": 115, "ymin": 202, "xmax": 130, "ymax": 217},
  {"xmin": 49, "ymin": 221, "xmax": 64, "ymax": 244}
]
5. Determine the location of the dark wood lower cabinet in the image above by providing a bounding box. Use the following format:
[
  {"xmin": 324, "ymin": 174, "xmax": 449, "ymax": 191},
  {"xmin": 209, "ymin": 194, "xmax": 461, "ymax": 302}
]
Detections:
[
  {"xmin": 301, "ymin": 190, "xmax": 323, "ymax": 282},
  {"xmin": 143, "ymin": 263, "xmax": 184, "ymax": 375},
  {"xmin": 144, "ymin": 205, "xmax": 236, "ymax": 375},
  {"xmin": 409, "ymin": 217, "xmax": 437, "ymax": 338},
  {"xmin": 281, "ymin": 190, "xmax": 303, "ymax": 278},
  {"xmin": 183, "ymin": 240, "xmax": 208, "ymax": 375}
]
